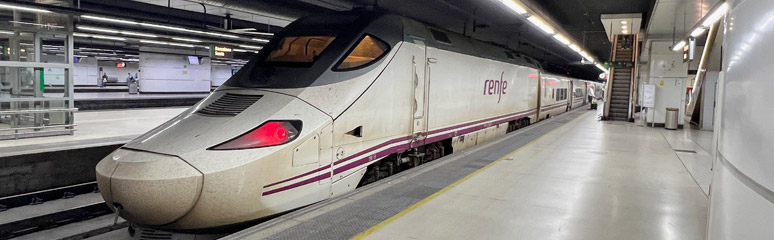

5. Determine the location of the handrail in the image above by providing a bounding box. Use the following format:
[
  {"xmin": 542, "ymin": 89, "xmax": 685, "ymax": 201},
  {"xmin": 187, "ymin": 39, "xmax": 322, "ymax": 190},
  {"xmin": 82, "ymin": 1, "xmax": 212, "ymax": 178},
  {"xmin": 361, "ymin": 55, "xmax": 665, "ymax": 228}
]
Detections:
[
  {"xmin": 0, "ymin": 124, "xmax": 77, "ymax": 132},
  {"xmin": 0, "ymin": 108, "xmax": 79, "ymax": 114},
  {"xmin": 629, "ymin": 34, "xmax": 641, "ymax": 120}
]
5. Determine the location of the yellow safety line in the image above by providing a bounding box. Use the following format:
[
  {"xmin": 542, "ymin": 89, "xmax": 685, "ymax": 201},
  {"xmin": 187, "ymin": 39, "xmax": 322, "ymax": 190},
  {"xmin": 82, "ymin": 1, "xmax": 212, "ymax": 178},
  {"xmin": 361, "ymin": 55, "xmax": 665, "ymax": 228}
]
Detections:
[{"xmin": 350, "ymin": 111, "xmax": 587, "ymax": 240}]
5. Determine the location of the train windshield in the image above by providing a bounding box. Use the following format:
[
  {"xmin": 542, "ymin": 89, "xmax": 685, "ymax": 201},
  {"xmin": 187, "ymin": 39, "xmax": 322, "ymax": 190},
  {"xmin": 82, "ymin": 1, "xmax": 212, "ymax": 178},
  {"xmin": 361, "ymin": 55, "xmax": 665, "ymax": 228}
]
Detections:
[{"xmin": 265, "ymin": 36, "xmax": 336, "ymax": 67}]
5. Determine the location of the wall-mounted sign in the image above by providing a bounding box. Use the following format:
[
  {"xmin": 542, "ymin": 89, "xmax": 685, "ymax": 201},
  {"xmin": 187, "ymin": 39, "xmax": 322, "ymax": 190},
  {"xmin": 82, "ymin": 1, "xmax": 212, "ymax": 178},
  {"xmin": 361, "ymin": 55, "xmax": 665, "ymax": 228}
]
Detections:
[
  {"xmin": 116, "ymin": 62, "xmax": 126, "ymax": 68},
  {"xmin": 683, "ymin": 38, "xmax": 696, "ymax": 63},
  {"xmin": 643, "ymin": 84, "xmax": 655, "ymax": 108},
  {"xmin": 211, "ymin": 45, "xmax": 234, "ymax": 59}
]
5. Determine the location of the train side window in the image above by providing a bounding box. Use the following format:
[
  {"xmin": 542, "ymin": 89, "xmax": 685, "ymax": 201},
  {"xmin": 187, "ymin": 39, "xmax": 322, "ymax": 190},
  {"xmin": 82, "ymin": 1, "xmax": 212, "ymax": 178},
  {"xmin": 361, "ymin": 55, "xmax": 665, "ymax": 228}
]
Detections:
[
  {"xmin": 335, "ymin": 35, "xmax": 389, "ymax": 71},
  {"xmin": 429, "ymin": 28, "xmax": 451, "ymax": 44}
]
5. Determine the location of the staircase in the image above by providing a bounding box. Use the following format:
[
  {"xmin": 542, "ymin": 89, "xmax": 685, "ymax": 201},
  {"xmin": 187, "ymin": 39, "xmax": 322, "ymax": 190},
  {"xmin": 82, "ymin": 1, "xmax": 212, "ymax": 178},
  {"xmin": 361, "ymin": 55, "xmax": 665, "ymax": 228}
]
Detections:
[{"xmin": 605, "ymin": 34, "xmax": 637, "ymax": 121}]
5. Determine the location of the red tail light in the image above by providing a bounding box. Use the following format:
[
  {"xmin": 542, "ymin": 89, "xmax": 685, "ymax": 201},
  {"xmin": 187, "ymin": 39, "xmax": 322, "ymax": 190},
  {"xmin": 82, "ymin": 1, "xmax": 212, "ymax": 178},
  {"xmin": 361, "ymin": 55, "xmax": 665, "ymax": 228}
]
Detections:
[{"xmin": 209, "ymin": 121, "xmax": 301, "ymax": 150}]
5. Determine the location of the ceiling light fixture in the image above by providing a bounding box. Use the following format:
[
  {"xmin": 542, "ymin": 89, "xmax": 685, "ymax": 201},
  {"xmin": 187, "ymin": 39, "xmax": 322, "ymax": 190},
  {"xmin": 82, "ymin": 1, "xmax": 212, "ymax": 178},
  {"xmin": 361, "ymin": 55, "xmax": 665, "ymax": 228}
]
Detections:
[
  {"xmin": 172, "ymin": 37, "xmax": 202, "ymax": 42},
  {"xmin": 499, "ymin": 0, "xmax": 528, "ymax": 14},
  {"xmin": 621, "ymin": 20, "xmax": 628, "ymax": 24},
  {"xmin": 553, "ymin": 34, "xmax": 571, "ymax": 45},
  {"xmin": 252, "ymin": 38, "xmax": 270, "ymax": 43},
  {"xmin": 672, "ymin": 41, "xmax": 687, "ymax": 51},
  {"xmin": 239, "ymin": 44, "xmax": 263, "ymax": 50},
  {"xmin": 82, "ymin": 15, "xmax": 239, "ymax": 39},
  {"xmin": 569, "ymin": 44, "xmax": 581, "ymax": 53},
  {"xmin": 690, "ymin": 28, "xmax": 707, "ymax": 37},
  {"xmin": 77, "ymin": 26, "xmax": 118, "ymax": 34},
  {"xmin": 527, "ymin": 16, "xmax": 555, "ymax": 35},
  {"xmin": 702, "ymin": 2, "xmax": 730, "ymax": 27},
  {"xmin": 0, "ymin": 3, "xmax": 52, "ymax": 13},
  {"xmin": 77, "ymin": 25, "xmax": 158, "ymax": 38}
]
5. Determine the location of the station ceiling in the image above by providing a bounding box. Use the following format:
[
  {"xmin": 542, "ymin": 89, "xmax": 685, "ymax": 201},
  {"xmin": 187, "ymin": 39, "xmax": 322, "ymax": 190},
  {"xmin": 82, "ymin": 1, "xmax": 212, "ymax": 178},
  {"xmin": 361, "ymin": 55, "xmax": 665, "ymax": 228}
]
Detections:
[{"xmin": 79, "ymin": 0, "xmax": 660, "ymax": 80}]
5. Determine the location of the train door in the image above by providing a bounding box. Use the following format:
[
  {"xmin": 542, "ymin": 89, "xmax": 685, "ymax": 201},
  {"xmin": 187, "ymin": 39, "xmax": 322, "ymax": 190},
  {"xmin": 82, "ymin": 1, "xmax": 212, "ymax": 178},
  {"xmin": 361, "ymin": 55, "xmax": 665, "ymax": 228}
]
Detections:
[{"xmin": 408, "ymin": 39, "xmax": 429, "ymax": 148}]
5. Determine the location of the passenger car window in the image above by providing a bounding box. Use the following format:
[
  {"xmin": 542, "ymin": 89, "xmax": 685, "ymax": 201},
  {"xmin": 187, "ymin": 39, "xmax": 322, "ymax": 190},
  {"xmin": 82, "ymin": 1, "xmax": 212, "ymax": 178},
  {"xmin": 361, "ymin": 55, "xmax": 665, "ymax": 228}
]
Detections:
[
  {"xmin": 335, "ymin": 35, "xmax": 389, "ymax": 70},
  {"xmin": 266, "ymin": 36, "xmax": 335, "ymax": 65}
]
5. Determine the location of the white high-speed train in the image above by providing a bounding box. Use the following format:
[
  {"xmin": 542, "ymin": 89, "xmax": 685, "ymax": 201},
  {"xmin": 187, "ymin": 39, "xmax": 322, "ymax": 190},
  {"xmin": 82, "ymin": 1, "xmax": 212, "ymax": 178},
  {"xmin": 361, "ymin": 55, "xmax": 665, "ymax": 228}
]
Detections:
[{"xmin": 95, "ymin": 12, "xmax": 601, "ymax": 231}]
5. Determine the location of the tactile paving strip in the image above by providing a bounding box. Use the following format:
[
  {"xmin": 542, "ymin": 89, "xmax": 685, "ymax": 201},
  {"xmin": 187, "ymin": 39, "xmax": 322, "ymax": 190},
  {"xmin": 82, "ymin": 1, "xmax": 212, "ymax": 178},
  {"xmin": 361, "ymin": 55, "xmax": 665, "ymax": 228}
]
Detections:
[{"xmin": 225, "ymin": 109, "xmax": 589, "ymax": 240}]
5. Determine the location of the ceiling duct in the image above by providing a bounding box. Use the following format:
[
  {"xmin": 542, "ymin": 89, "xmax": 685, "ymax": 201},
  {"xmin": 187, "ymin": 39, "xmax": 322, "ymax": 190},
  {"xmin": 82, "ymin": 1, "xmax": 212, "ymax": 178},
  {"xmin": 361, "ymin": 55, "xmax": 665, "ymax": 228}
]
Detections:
[{"xmin": 184, "ymin": 0, "xmax": 335, "ymax": 22}]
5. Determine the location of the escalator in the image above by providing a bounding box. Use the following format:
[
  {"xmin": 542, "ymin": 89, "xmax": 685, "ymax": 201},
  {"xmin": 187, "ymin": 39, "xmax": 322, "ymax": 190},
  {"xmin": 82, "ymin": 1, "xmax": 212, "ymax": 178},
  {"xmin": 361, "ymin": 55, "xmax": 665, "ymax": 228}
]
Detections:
[{"xmin": 604, "ymin": 34, "xmax": 638, "ymax": 121}]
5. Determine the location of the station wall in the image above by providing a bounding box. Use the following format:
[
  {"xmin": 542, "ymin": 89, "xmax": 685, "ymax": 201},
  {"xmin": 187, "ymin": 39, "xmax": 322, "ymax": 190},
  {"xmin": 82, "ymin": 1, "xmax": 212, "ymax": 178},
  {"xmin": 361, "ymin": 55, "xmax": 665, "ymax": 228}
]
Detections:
[
  {"xmin": 139, "ymin": 52, "xmax": 210, "ymax": 93},
  {"xmin": 211, "ymin": 65, "xmax": 233, "ymax": 87},
  {"xmin": 645, "ymin": 41, "xmax": 689, "ymax": 124},
  {"xmin": 73, "ymin": 57, "xmax": 98, "ymax": 86}
]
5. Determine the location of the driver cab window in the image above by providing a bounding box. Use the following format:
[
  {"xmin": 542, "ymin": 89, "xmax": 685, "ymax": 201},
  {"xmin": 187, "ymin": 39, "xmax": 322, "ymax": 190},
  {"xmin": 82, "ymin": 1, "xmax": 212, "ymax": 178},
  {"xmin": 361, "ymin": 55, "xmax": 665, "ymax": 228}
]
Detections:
[
  {"xmin": 335, "ymin": 35, "xmax": 389, "ymax": 70},
  {"xmin": 267, "ymin": 36, "xmax": 335, "ymax": 64}
]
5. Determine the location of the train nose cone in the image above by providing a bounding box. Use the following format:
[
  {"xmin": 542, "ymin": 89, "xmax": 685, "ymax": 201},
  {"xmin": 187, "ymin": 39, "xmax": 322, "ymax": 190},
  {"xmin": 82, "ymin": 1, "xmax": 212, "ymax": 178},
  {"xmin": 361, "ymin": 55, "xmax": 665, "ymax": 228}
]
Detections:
[{"xmin": 96, "ymin": 149, "xmax": 203, "ymax": 226}]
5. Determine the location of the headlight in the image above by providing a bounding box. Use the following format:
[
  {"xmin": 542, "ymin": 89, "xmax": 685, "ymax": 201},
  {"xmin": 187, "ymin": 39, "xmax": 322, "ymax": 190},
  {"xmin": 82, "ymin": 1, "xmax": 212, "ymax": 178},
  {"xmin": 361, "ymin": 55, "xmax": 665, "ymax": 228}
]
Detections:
[{"xmin": 209, "ymin": 120, "xmax": 302, "ymax": 150}]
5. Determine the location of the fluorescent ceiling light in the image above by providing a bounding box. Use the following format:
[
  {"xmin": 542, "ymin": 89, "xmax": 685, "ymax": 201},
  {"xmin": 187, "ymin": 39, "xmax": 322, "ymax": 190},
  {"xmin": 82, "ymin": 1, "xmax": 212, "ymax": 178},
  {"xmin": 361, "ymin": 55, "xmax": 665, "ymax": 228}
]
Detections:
[
  {"xmin": 672, "ymin": 41, "xmax": 686, "ymax": 51},
  {"xmin": 83, "ymin": 15, "xmax": 238, "ymax": 39},
  {"xmin": 77, "ymin": 26, "xmax": 118, "ymax": 34},
  {"xmin": 553, "ymin": 34, "xmax": 571, "ymax": 45},
  {"xmin": 239, "ymin": 44, "xmax": 263, "ymax": 50},
  {"xmin": 702, "ymin": 3, "xmax": 729, "ymax": 27},
  {"xmin": 73, "ymin": 33, "xmax": 91, "ymax": 37},
  {"xmin": 622, "ymin": 30, "xmax": 629, "ymax": 34},
  {"xmin": 140, "ymin": 39, "xmax": 168, "ymax": 45},
  {"xmin": 120, "ymin": 31, "xmax": 157, "ymax": 38},
  {"xmin": 82, "ymin": 15, "xmax": 138, "ymax": 25},
  {"xmin": 596, "ymin": 64, "xmax": 607, "ymax": 72},
  {"xmin": 91, "ymin": 34, "xmax": 126, "ymax": 41},
  {"xmin": 690, "ymin": 28, "xmax": 707, "ymax": 37},
  {"xmin": 0, "ymin": 30, "xmax": 14, "ymax": 35},
  {"xmin": 205, "ymin": 32, "xmax": 239, "ymax": 38},
  {"xmin": 621, "ymin": 20, "xmax": 628, "ymax": 24},
  {"xmin": 569, "ymin": 44, "xmax": 581, "ymax": 53},
  {"xmin": 499, "ymin": 0, "xmax": 527, "ymax": 14},
  {"xmin": 77, "ymin": 25, "xmax": 158, "ymax": 38},
  {"xmin": 527, "ymin": 16, "xmax": 554, "ymax": 35},
  {"xmin": 0, "ymin": 3, "xmax": 51, "ymax": 13},
  {"xmin": 172, "ymin": 37, "xmax": 202, "ymax": 42},
  {"xmin": 252, "ymin": 38, "xmax": 270, "ymax": 43},
  {"xmin": 621, "ymin": 25, "xmax": 628, "ymax": 29},
  {"xmin": 253, "ymin": 32, "xmax": 274, "ymax": 36},
  {"xmin": 168, "ymin": 42, "xmax": 194, "ymax": 48},
  {"xmin": 233, "ymin": 48, "xmax": 248, "ymax": 52},
  {"xmin": 140, "ymin": 39, "xmax": 193, "ymax": 48}
]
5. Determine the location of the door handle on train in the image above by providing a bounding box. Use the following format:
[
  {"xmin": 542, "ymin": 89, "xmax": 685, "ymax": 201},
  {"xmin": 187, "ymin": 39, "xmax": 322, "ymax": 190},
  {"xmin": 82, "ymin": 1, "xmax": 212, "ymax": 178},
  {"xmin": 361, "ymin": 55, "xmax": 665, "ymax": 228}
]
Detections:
[{"xmin": 427, "ymin": 58, "xmax": 438, "ymax": 64}]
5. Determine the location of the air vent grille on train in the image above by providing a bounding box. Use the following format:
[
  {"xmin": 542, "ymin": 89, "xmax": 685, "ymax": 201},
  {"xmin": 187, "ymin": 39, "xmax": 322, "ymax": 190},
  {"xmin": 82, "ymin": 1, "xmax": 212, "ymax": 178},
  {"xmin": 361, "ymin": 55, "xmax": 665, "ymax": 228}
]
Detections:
[{"xmin": 197, "ymin": 93, "xmax": 262, "ymax": 117}]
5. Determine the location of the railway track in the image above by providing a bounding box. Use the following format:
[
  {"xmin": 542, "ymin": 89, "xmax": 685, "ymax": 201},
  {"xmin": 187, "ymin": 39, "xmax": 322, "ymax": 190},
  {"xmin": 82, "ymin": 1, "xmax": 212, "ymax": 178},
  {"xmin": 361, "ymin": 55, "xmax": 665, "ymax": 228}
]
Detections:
[{"xmin": 0, "ymin": 183, "xmax": 123, "ymax": 240}]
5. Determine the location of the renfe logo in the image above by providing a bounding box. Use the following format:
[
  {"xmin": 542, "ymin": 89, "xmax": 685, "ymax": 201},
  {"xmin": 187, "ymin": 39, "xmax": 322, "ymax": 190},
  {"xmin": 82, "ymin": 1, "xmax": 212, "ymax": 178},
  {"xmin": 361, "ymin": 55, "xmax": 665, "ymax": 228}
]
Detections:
[{"xmin": 483, "ymin": 71, "xmax": 507, "ymax": 103}]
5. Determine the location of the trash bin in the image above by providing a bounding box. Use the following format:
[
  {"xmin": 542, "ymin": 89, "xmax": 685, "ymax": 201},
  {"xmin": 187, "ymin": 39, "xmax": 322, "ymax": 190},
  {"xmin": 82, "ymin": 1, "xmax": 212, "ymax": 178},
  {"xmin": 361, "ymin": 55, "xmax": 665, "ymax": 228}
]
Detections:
[
  {"xmin": 665, "ymin": 107, "xmax": 679, "ymax": 130},
  {"xmin": 129, "ymin": 81, "xmax": 139, "ymax": 94}
]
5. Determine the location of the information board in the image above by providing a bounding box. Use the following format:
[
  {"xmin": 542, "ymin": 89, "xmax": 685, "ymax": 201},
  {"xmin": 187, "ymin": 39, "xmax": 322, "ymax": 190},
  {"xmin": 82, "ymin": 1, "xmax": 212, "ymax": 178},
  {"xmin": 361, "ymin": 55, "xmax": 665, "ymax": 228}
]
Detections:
[{"xmin": 643, "ymin": 84, "xmax": 656, "ymax": 108}]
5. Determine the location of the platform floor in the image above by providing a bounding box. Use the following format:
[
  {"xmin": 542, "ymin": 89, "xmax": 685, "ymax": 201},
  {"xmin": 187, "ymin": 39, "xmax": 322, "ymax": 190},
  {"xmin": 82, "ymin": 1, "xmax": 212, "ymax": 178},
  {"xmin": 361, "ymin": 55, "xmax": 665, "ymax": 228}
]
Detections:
[
  {"xmin": 361, "ymin": 114, "xmax": 708, "ymax": 240},
  {"xmin": 0, "ymin": 107, "xmax": 186, "ymax": 157},
  {"xmin": 227, "ymin": 109, "xmax": 708, "ymax": 240}
]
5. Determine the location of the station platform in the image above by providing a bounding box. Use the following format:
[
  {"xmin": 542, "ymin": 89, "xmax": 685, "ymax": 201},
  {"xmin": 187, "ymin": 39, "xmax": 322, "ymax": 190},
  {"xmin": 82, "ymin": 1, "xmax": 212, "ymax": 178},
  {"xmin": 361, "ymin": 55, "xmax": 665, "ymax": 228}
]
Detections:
[
  {"xmin": 0, "ymin": 107, "xmax": 186, "ymax": 202},
  {"xmin": 0, "ymin": 107, "xmax": 186, "ymax": 157},
  {"xmin": 223, "ymin": 109, "xmax": 710, "ymax": 240},
  {"xmin": 73, "ymin": 92, "xmax": 207, "ymax": 110}
]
